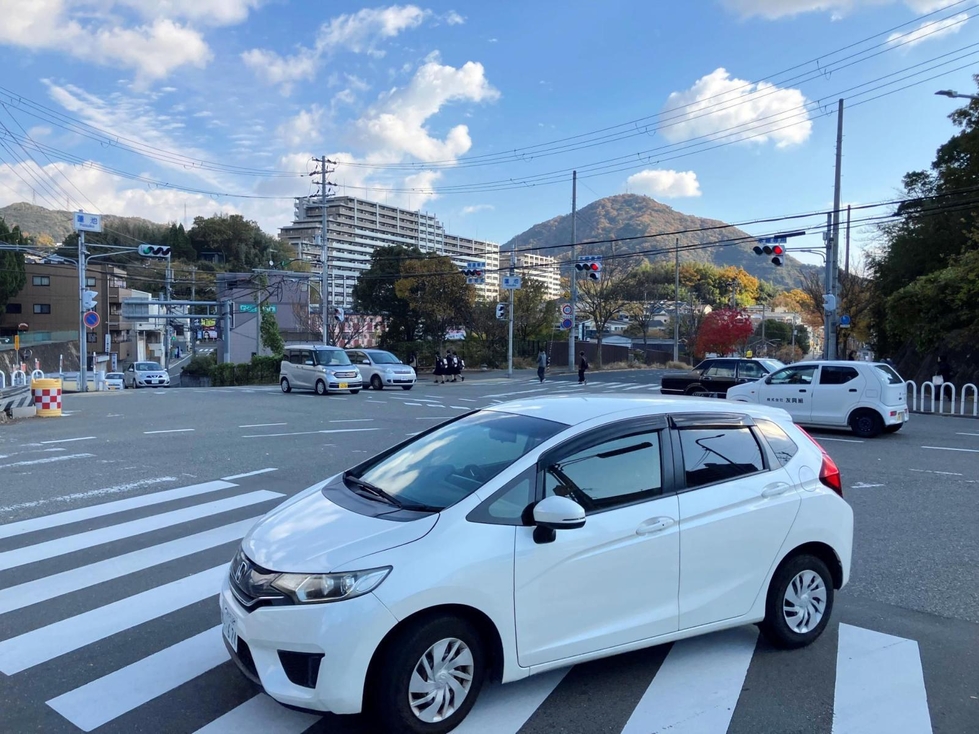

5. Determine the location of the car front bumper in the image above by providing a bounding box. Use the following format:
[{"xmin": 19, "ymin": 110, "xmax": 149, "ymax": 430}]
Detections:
[
  {"xmin": 219, "ymin": 577, "xmax": 397, "ymax": 714},
  {"xmin": 326, "ymin": 379, "xmax": 362, "ymax": 393}
]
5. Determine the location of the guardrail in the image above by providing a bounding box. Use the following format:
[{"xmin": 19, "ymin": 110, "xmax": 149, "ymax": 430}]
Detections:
[{"xmin": 906, "ymin": 380, "xmax": 979, "ymax": 417}]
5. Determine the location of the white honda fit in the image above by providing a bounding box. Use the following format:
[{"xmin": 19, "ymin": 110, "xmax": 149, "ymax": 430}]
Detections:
[{"xmin": 220, "ymin": 396, "xmax": 852, "ymax": 733}]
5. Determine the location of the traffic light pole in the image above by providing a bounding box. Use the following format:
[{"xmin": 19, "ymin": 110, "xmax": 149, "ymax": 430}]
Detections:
[
  {"xmin": 568, "ymin": 171, "xmax": 577, "ymax": 372},
  {"xmin": 507, "ymin": 245, "xmax": 515, "ymax": 378},
  {"xmin": 78, "ymin": 230, "xmax": 88, "ymax": 393}
]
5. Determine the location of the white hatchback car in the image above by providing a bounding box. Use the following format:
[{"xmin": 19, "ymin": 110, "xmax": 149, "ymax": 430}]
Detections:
[
  {"xmin": 221, "ymin": 397, "xmax": 851, "ymax": 733},
  {"xmin": 726, "ymin": 360, "xmax": 908, "ymax": 438},
  {"xmin": 123, "ymin": 361, "xmax": 170, "ymax": 388}
]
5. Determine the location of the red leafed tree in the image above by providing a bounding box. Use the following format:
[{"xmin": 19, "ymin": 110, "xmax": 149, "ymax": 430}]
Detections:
[{"xmin": 694, "ymin": 309, "xmax": 754, "ymax": 358}]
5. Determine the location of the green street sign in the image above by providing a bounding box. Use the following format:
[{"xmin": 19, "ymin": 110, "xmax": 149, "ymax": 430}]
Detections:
[{"xmin": 238, "ymin": 304, "xmax": 277, "ymax": 314}]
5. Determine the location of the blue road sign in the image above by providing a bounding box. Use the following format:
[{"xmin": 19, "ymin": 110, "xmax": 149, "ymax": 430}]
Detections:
[
  {"xmin": 840, "ymin": 314, "xmax": 851, "ymax": 328},
  {"xmin": 83, "ymin": 311, "xmax": 100, "ymax": 328},
  {"xmin": 560, "ymin": 318, "xmax": 573, "ymax": 330}
]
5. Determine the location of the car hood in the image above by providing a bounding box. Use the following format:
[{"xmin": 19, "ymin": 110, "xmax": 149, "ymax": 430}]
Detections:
[{"xmin": 242, "ymin": 481, "xmax": 438, "ymax": 572}]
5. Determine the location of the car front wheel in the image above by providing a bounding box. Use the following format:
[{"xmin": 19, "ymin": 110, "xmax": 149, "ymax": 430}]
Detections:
[
  {"xmin": 759, "ymin": 553, "xmax": 834, "ymax": 649},
  {"xmin": 315, "ymin": 379, "xmax": 327, "ymax": 396},
  {"xmin": 370, "ymin": 616, "xmax": 486, "ymax": 734},
  {"xmin": 280, "ymin": 377, "xmax": 291, "ymax": 393}
]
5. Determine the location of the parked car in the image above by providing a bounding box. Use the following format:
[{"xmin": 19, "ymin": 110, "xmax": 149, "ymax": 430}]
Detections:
[
  {"xmin": 104, "ymin": 372, "xmax": 125, "ymax": 390},
  {"xmin": 280, "ymin": 344, "xmax": 362, "ymax": 395},
  {"xmin": 726, "ymin": 360, "xmax": 908, "ymax": 437},
  {"xmin": 123, "ymin": 362, "xmax": 170, "ymax": 388},
  {"xmin": 660, "ymin": 357, "xmax": 784, "ymax": 396},
  {"xmin": 346, "ymin": 348, "xmax": 416, "ymax": 391},
  {"xmin": 221, "ymin": 395, "xmax": 851, "ymax": 733}
]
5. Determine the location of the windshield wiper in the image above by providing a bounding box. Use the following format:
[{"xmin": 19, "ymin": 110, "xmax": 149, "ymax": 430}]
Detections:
[{"xmin": 344, "ymin": 473, "xmax": 403, "ymax": 507}]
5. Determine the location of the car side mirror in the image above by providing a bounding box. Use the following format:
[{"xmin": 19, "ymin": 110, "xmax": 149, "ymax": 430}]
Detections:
[
  {"xmin": 532, "ymin": 495, "xmax": 585, "ymax": 543},
  {"xmin": 764, "ymin": 376, "xmax": 773, "ymax": 384},
  {"xmin": 361, "ymin": 359, "xmax": 370, "ymax": 365}
]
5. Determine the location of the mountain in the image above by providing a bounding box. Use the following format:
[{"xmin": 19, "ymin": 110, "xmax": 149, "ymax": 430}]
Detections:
[
  {"xmin": 504, "ymin": 194, "xmax": 813, "ymax": 289},
  {"xmin": 0, "ymin": 202, "xmax": 162, "ymax": 245}
]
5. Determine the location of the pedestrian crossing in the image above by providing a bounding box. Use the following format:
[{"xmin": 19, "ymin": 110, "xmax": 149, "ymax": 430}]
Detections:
[{"xmin": 0, "ymin": 473, "xmax": 938, "ymax": 734}]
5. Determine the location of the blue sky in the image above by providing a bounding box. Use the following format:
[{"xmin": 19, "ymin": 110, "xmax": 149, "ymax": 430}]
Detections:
[{"xmin": 0, "ymin": 0, "xmax": 977, "ymax": 267}]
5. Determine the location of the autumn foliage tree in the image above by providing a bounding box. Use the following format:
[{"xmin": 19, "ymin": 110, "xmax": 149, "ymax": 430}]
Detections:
[{"xmin": 694, "ymin": 309, "xmax": 754, "ymax": 358}]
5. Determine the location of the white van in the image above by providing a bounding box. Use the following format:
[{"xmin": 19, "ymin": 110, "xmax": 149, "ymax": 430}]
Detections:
[{"xmin": 280, "ymin": 345, "xmax": 363, "ymax": 395}]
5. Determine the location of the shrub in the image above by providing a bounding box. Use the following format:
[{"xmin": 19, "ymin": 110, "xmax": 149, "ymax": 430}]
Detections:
[
  {"xmin": 208, "ymin": 354, "xmax": 283, "ymax": 386},
  {"xmin": 666, "ymin": 360, "xmax": 692, "ymax": 370},
  {"xmin": 182, "ymin": 354, "xmax": 216, "ymax": 378}
]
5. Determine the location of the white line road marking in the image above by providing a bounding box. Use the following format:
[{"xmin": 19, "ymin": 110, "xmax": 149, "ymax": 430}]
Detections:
[
  {"xmin": 416, "ymin": 417, "xmax": 451, "ymax": 420},
  {"xmin": 623, "ymin": 385, "xmax": 646, "ymax": 391},
  {"xmin": 221, "ymin": 468, "xmax": 277, "ymax": 481},
  {"xmin": 483, "ymin": 387, "xmax": 550, "ymax": 398},
  {"xmin": 850, "ymin": 482, "xmax": 885, "ymax": 489},
  {"xmin": 143, "ymin": 429, "xmax": 195, "ymax": 435},
  {"xmin": 48, "ymin": 626, "xmax": 228, "ymax": 731},
  {"xmin": 38, "ymin": 437, "xmax": 96, "ymax": 444},
  {"xmin": 193, "ymin": 694, "xmax": 320, "ymax": 734},
  {"xmin": 455, "ymin": 669, "xmax": 569, "ymax": 734},
  {"xmin": 921, "ymin": 445, "xmax": 979, "ymax": 453},
  {"xmin": 621, "ymin": 627, "xmax": 757, "ymax": 734},
  {"xmin": 450, "ymin": 406, "xmax": 469, "ymax": 409},
  {"xmin": 909, "ymin": 468, "xmax": 963, "ymax": 476},
  {"xmin": 0, "ymin": 518, "xmax": 258, "ymax": 615},
  {"xmin": 242, "ymin": 428, "xmax": 379, "ymax": 438},
  {"xmin": 0, "ymin": 565, "xmax": 227, "ymax": 675},
  {"xmin": 329, "ymin": 419, "xmax": 375, "ymax": 423},
  {"xmin": 816, "ymin": 437, "xmax": 864, "ymax": 444},
  {"xmin": 0, "ymin": 490, "xmax": 282, "ymax": 571},
  {"xmin": 0, "ymin": 480, "xmax": 234, "ymax": 540},
  {"xmin": 955, "ymin": 432, "xmax": 979, "ymax": 437},
  {"xmin": 457, "ymin": 398, "xmax": 477, "ymax": 402},
  {"xmin": 0, "ymin": 453, "xmax": 94, "ymax": 470},
  {"xmin": 237, "ymin": 423, "xmax": 286, "ymax": 429},
  {"xmin": 404, "ymin": 402, "xmax": 423, "ymax": 406},
  {"xmin": 0, "ymin": 477, "xmax": 180, "ymax": 515},
  {"xmin": 833, "ymin": 624, "xmax": 933, "ymax": 734},
  {"xmin": 405, "ymin": 432, "xmax": 421, "ymax": 437}
]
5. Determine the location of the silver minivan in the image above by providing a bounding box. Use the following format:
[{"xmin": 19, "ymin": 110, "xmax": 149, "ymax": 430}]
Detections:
[
  {"xmin": 280, "ymin": 345, "xmax": 363, "ymax": 395},
  {"xmin": 346, "ymin": 348, "xmax": 416, "ymax": 390}
]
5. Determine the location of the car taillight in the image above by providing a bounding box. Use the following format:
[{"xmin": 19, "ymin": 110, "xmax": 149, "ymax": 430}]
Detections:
[{"xmin": 798, "ymin": 427, "xmax": 843, "ymax": 497}]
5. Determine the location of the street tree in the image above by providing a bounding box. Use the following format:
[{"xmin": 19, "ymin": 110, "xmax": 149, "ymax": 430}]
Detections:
[
  {"xmin": 694, "ymin": 308, "xmax": 754, "ymax": 358},
  {"xmin": 260, "ymin": 307, "xmax": 284, "ymax": 355},
  {"xmin": 352, "ymin": 246, "xmax": 422, "ymax": 344},
  {"xmin": 0, "ymin": 218, "xmax": 28, "ymax": 318},
  {"xmin": 512, "ymin": 279, "xmax": 557, "ymax": 344},
  {"xmin": 799, "ymin": 266, "xmax": 872, "ymax": 356},
  {"xmin": 395, "ymin": 256, "xmax": 473, "ymax": 346},
  {"xmin": 576, "ymin": 255, "xmax": 633, "ymax": 367}
]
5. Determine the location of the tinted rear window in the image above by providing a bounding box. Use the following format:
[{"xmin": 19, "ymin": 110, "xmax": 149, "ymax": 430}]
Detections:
[
  {"xmin": 678, "ymin": 427, "xmax": 765, "ymax": 488},
  {"xmin": 754, "ymin": 418, "xmax": 799, "ymax": 466}
]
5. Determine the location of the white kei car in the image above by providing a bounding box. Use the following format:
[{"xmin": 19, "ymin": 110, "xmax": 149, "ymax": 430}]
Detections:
[
  {"xmin": 220, "ymin": 396, "xmax": 852, "ymax": 733},
  {"xmin": 726, "ymin": 360, "xmax": 909, "ymax": 438}
]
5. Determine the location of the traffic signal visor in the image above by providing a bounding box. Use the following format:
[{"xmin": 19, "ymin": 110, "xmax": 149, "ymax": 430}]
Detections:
[{"xmin": 82, "ymin": 290, "xmax": 98, "ymax": 310}]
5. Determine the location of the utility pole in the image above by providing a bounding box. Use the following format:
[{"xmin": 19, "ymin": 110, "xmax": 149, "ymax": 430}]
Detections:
[
  {"xmin": 190, "ymin": 266, "xmax": 197, "ymax": 357},
  {"xmin": 828, "ymin": 98, "xmax": 844, "ymax": 361},
  {"xmin": 78, "ymin": 230, "xmax": 87, "ymax": 393},
  {"xmin": 823, "ymin": 211, "xmax": 833, "ymax": 360},
  {"xmin": 311, "ymin": 156, "xmax": 337, "ymax": 344},
  {"xmin": 164, "ymin": 252, "xmax": 173, "ymax": 371},
  {"xmin": 673, "ymin": 237, "xmax": 680, "ymax": 363},
  {"xmin": 507, "ymin": 243, "xmax": 515, "ymax": 378},
  {"xmin": 568, "ymin": 171, "xmax": 577, "ymax": 371},
  {"xmin": 844, "ymin": 204, "xmax": 852, "ymax": 278},
  {"xmin": 761, "ymin": 302, "xmax": 766, "ymax": 355}
]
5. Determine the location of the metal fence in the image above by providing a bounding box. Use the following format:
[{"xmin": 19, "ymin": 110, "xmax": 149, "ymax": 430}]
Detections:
[{"xmin": 906, "ymin": 380, "xmax": 979, "ymax": 417}]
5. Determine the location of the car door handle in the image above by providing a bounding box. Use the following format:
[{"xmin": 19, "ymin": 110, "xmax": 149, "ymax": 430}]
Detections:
[
  {"xmin": 761, "ymin": 483, "xmax": 791, "ymax": 498},
  {"xmin": 636, "ymin": 517, "xmax": 675, "ymax": 535},
  {"xmin": 799, "ymin": 389, "xmax": 807, "ymax": 393},
  {"xmin": 848, "ymin": 388, "xmax": 858, "ymax": 392}
]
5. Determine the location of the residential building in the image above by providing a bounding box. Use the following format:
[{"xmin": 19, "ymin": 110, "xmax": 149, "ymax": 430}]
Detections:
[
  {"xmin": 514, "ymin": 252, "xmax": 561, "ymax": 300},
  {"xmin": 278, "ymin": 196, "xmax": 502, "ymax": 304}
]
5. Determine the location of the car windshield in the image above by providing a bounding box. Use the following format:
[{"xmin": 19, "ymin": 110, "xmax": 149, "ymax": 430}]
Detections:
[
  {"xmin": 350, "ymin": 411, "xmax": 566, "ymax": 511},
  {"xmin": 759, "ymin": 359, "xmax": 785, "ymax": 372},
  {"xmin": 106, "ymin": 373, "xmax": 124, "ymax": 379},
  {"xmin": 370, "ymin": 351, "xmax": 401, "ymax": 364},
  {"xmin": 135, "ymin": 362, "xmax": 162, "ymax": 371},
  {"xmin": 874, "ymin": 363, "xmax": 904, "ymax": 385},
  {"xmin": 314, "ymin": 350, "xmax": 351, "ymax": 366}
]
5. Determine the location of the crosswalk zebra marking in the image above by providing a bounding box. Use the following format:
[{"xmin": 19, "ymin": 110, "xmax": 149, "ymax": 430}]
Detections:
[
  {"xmin": 0, "ymin": 517, "xmax": 259, "ymax": 615},
  {"xmin": 193, "ymin": 694, "xmax": 320, "ymax": 734},
  {"xmin": 455, "ymin": 669, "xmax": 568, "ymax": 734},
  {"xmin": 621, "ymin": 627, "xmax": 757, "ymax": 734},
  {"xmin": 0, "ymin": 490, "xmax": 282, "ymax": 571},
  {"xmin": 622, "ymin": 385, "xmax": 646, "ymax": 391},
  {"xmin": 47, "ymin": 626, "xmax": 228, "ymax": 732},
  {"xmin": 0, "ymin": 565, "xmax": 227, "ymax": 674},
  {"xmin": 832, "ymin": 623, "xmax": 933, "ymax": 734},
  {"xmin": 0, "ymin": 480, "xmax": 237, "ymax": 541}
]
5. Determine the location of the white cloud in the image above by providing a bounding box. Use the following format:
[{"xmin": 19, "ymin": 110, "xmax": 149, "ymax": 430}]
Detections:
[
  {"xmin": 625, "ymin": 170, "xmax": 702, "ymax": 198},
  {"xmin": 662, "ymin": 68, "xmax": 811, "ymax": 148},
  {"xmin": 444, "ymin": 10, "xmax": 466, "ymax": 25},
  {"xmin": 277, "ymin": 106, "xmax": 325, "ymax": 147},
  {"xmin": 722, "ymin": 0, "xmax": 959, "ymax": 18},
  {"xmin": 243, "ymin": 4, "xmax": 429, "ymax": 92},
  {"xmin": 461, "ymin": 204, "xmax": 494, "ymax": 215},
  {"xmin": 114, "ymin": 0, "xmax": 266, "ymax": 26},
  {"xmin": 888, "ymin": 12, "xmax": 967, "ymax": 47}
]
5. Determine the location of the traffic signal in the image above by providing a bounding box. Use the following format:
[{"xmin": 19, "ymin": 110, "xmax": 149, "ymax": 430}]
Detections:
[
  {"xmin": 771, "ymin": 244, "xmax": 784, "ymax": 267},
  {"xmin": 822, "ymin": 293, "xmax": 837, "ymax": 312},
  {"xmin": 82, "ymin": 290, "xmax": 98, "ymax": 310},
  {"xmin": 753, "ymin": 240, "xmax": 785, "ymax": 266},
  {"xmin": 575, "ymin": 256, "xmax": 603, "ymax": 281},
  {"xmin": 495, "ymin": 303, "xmax": 507, "ymax": 321},
  {"xmin": 333, "ymin": 307, "xmax": 345, "ymax": 322},
  {"xmin": 463, "ymin": 268, "xmax": 483, "ymax": 278},
  {"xmin": 588, "ymin": 261, "xmax": 602, "ymax": 281},
  {"xmin": 137, "ymin": 244, "xmax": 171, "ymax": 259}
]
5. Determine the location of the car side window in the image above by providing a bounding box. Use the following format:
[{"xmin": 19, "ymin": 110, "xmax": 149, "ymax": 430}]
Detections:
[
  {"xmin": 753, "ymin": 418, "xmax": 799, "ymax": 466},
  {"xmin": 768, "ymin": 365, "xmax": 817, "ymax": 385},
  {"xmin": 543, "ymin": 430, "xmax": 663, "ymax": 513},
  {"xmin": 707, "ymin": 362, "xmax": 736, "ymax": 378},
  {"xmin": 738, "ymin": 361, "xmax": 764, "ymax": 379},
  {"xmin": 288, "ymin": 351, "xmax": 301, "ymax": 365},
  {"xmin": 819, "ymin": 366, "xmax": 859, "ymax": 385},
  {"xmin": 467, "ymin": 467, "xmax": 537, "ymax": 526},
  {"xmin": 678, "ymin": 427, "xmax": 765, "ymax": 488},
  {"xmin": 302, "ymin": 351, "xmax": 315, "ymax": 366},
  {"xmin": 696, "ymin": 360, "xmax": 715, "ymax": 374}
]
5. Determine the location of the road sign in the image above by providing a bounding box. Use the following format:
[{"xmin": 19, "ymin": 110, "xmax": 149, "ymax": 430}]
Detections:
[
  {"xmin": 104, "ymin": 333, "xmax": 111, "ymax": 352},
  {"xmin": 561, "ymin": 303, "xmax": 573, "ymax": 316},
  {"xmin": 840, "ymin": 314, "xmax": 851, "ymax": 328},
  {"xmin": 83, "ymin": 311, "xmax": 100, "ymax": 329},
  {"xmin": 560, "ymin": 318, "xmax": 573, "ymax": 330},
  {"xmin": 238, "ymin": 304, "xmax": 277, "ymax": 314},
  {"xmin": 73, "ymin": 212, "xmax": 102, "ymax": 233},
  {"xmin": 13, "ymin": 334, "xmax": 18, "ymax": 351},
  {"xmin": 138, "ymin": 244, "xmax": 172, "ymax": 259},
  {"xmin": 502, "ymin": 276, "xmax": 522, "ymax": 289}
]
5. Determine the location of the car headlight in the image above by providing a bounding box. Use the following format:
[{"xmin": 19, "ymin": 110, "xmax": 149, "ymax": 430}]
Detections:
[{"xmin": 271, "ymin": 567, "xmax": 391, "ymax": 604}]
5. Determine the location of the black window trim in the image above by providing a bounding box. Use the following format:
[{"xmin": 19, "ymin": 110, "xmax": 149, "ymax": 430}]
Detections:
[
  {"xmin": 466, "ymin": 465, "xmax": 539, "ymax": 527},
  {"xmin": 534, "ymin": 416, "xmax": 675, "ymax": 516},
  {"xmin": 669, "ymin": 415, "xmax": 771, "ymax": 494}
]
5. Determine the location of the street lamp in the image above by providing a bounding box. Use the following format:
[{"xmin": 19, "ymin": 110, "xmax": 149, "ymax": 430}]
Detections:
[{"xmin": 935, "ymin": 90, "xmax": 979, "ymax": 101}]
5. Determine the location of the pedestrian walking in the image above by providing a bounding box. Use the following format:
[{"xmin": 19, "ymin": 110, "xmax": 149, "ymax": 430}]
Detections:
[
  {"xmin": 447, "ymin": 351, "xmax": 459, "ymax": 382},
  {"xmin": 578, "ymin": 351, "xmax": 589, "ymax": 385},
  {"xmin": 537, "ymin": 349, "xmax": 547, "ymax": 383},
  {"xmin": 433, "ymin": 352, "xmax": 446, "ymax": 384},
  {"xmin": 456, "ymin": 351, "xmax": 465, "ymax": 381}
]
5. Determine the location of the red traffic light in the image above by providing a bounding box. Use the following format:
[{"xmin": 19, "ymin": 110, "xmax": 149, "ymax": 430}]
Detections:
[
  {"xmin": 590, "ymin": 263, "xmax": 599, "ymax": 270},
  {"xmin": 772, "ymin": 245, "xmax": 784, "ymax": 255}
]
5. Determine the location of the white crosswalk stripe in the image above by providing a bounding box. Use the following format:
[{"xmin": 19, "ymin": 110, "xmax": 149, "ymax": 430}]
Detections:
[{"xmin": 0, "ymin": 473, "xmax": 940, "ymax": 734}]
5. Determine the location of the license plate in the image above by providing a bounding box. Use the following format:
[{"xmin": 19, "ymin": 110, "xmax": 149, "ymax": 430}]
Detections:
[
  {"xmin": 898, "ymin": 411, "xmax": 905, "ymax": 422},
  {"xmin": 221, "ymin": 605, "xmax": 238, "ymax": 649},
  {"xmin": 338, "ymin": 382, "xmax": 348, "ymax": 389}
]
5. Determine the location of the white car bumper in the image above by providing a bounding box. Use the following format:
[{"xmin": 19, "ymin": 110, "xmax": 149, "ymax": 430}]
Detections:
[{"xmin": 219, "ymin": 577, "xmax": 397, "ymax": 714}]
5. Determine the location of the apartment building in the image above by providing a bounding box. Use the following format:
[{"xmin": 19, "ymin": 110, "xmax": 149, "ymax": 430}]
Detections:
[
  {"xmin": 513, "ymin": 252, "xmax": 562, "ymax": 301},
  {"xmin": 278, "ymin": 196, "xmax": 502, "ymax": 304}
]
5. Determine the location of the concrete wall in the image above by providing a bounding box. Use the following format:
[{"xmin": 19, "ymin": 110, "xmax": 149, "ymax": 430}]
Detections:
[{"xmin": 0, "ymin": 340, "xmax": 79, "ymax": 380}]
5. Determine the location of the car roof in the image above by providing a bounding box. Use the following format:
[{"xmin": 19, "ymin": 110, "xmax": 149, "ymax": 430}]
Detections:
[
  {"xmin": 485, "ymin": 395, "xmax": 792, "ymax": 426},
  {"xmin": 787, "ymin": 360, "xmax": 881, "ymax": 368},
  {"xmin": 286, "ymin": 344, "xmax": 344, "ymax": 351}
]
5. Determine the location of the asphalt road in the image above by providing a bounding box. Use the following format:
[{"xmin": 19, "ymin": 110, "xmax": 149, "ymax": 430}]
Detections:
[{"xmin": 0, "ymin": 368, "xmax": 976, "ymax": 734}]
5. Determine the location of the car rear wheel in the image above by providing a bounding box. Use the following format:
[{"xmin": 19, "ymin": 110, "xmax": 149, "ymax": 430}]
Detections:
[
  {"xmin": 849, "ymin": 409, "xmax": 883, "ymax": 438},
  {"xmin": 370, "ymin": 615, "xmax": 486, "ymax": 734},
  {"xmin": 759, "ymin": 553, "xmax": 834, "ymax": 649},
  {"xmin": 686, "ymin": 385, "xmax": 707, "ymax": 396},
  {"xmin": 315, "ymin": 379, "xmax": 327, "ymax": 396},
  {"xmin": 883, "ymin": 423, "xmax": 903, "ymax": 434},
  {"xmin": 280, "ymin": 377, "xmax": 291, "ymax": 393},
  {"xmin": 371, "ymin": 374, "xmax": 383, "ymax": 391}
]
